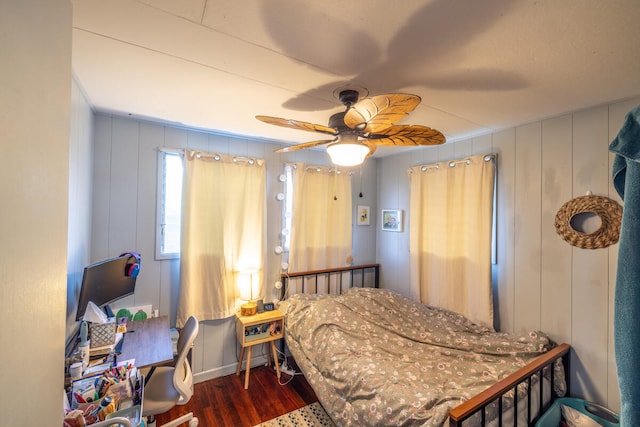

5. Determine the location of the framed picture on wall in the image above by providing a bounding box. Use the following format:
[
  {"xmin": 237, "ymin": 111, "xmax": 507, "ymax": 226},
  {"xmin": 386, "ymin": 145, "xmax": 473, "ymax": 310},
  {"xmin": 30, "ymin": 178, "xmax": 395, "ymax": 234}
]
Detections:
[
  {"xmin": 381, "ymin": 209, "xmax": 403, "ymax": 232},
  {"xmin": 357, "ymin": 205, "xmax": 370, "ymax": 225}
]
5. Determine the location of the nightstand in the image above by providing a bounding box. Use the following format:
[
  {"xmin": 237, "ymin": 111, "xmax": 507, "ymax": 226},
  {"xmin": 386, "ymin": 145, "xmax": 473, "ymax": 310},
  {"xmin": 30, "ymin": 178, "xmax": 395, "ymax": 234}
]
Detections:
[{"xmin": 235, "ymin": 309, "xmax": 284, "ymax": 389}]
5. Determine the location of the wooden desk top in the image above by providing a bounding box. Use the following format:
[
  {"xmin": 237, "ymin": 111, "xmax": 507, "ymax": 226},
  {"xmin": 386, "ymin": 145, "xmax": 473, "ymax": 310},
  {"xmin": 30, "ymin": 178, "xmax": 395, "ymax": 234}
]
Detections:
[{"xmin": 118, "ymin": 315, "xmax": 174, "ymax": 368}]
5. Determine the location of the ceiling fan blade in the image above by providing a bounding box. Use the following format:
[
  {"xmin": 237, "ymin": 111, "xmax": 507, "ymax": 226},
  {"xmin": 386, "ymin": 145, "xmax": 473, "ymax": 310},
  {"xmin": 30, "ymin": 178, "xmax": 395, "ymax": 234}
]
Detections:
[
  {"xmin": 368, "ymin": 125, "xmax": 446, "ymax": 146},
  {"xmin": 344, "ymin": 93, "xmax": 421, "ymax": 134},
  {"xmin": 256, "ymin": 115, "xmax": 338, "ymax": 136},
  {"xmin": 274, "ymin": 138, "xmax": 337, "ymax": 153}
]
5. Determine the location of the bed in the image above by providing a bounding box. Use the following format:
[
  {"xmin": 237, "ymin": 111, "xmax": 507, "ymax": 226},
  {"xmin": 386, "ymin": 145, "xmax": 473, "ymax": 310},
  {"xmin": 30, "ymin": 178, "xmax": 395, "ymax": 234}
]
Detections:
[{"xmin": 278, "ymin": 264, "xmax": 569, "ymax": 427}]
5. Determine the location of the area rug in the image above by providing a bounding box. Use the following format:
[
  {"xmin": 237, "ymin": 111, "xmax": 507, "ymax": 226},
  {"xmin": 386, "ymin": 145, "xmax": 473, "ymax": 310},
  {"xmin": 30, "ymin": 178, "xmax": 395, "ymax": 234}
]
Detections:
[{"xmin": 254, "ymin": 402, "xmax": 335, "ymax": 427}]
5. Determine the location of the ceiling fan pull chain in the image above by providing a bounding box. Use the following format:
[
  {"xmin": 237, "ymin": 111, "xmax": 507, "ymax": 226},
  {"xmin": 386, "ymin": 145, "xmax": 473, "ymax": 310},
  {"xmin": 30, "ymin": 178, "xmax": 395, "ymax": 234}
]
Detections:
[
  {"xmin": 359, "ymin": 165, "xmax": 364, "ymax": 198},
  {"xmin": 333, "ymin": 167, "xmax": 338, "ymax": 201}
]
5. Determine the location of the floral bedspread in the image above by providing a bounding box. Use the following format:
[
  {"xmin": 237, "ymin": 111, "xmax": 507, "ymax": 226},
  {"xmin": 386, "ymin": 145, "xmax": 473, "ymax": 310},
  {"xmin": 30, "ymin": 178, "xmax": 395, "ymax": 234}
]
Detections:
[{"xmin": 278, "ymin": 287, "xmax": 559, "ymax": 427}]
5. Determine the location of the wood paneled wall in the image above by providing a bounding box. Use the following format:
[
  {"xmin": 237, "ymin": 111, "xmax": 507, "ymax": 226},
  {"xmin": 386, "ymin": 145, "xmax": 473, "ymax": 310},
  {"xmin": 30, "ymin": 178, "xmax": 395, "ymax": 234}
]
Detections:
[
  {"xmin": 376, "ymin": 96, "xmax": 640, "ymax": 411},
  {"xmin": 66, "ymin": 78, "xmax": 95, "ymax": 343},
  {"xmin": 90, "ymin": 96, "xmax": 639, "ymax": 412},
  {"xmin": 89, "ymin": 116, "xmax": 378, "ymax": 382}
]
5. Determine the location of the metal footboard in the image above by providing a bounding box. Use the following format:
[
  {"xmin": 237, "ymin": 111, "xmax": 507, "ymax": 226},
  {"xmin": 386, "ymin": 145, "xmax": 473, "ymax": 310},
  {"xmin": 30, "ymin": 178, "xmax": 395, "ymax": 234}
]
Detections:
[{"xmin": 448, "ymin": 343, "xmax": 571, "ymax": 427}]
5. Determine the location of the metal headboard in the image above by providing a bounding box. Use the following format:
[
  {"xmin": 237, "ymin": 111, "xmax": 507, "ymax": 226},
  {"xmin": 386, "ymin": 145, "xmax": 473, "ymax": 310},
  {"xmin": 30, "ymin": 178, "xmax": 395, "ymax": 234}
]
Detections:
[{"xmin": 279, "ymin": 264, "xmax": 379, "ymax": 300}]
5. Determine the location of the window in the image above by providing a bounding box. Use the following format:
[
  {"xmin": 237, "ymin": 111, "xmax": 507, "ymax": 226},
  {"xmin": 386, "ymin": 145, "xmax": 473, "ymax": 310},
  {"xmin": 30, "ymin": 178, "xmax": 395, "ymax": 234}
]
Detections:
[{"xmin": 156, "ymin": 150, "xmax": 183, "ymax": 259}]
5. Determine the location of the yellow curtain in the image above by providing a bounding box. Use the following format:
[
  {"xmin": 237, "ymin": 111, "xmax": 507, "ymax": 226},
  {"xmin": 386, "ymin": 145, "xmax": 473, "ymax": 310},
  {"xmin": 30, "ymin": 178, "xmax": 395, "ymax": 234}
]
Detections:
[
  {"xmin": 408, "ymin": 153, "xmax": 495, "ymax": 328},
  {"xmin": 177, "ymin": 151, "xmax": 265, "ymax": 326},
  {"xmin": 288, "ymin": 163, "xmax": 352, "ymax": 274}
]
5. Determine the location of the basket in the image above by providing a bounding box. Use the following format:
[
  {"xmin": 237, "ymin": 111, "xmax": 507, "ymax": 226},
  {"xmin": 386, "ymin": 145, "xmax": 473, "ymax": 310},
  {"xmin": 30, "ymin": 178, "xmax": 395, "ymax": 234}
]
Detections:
[
  {"xmin": 535, "ymin": 397, "xmax": 619, "ymax": 427},
  {"xmin": 106, "ymin": 404, "xmax": 142, "ymax": 426},
  {"xmin": 90, "ymin": 321, "xmax": 117, "ymax": 348}
]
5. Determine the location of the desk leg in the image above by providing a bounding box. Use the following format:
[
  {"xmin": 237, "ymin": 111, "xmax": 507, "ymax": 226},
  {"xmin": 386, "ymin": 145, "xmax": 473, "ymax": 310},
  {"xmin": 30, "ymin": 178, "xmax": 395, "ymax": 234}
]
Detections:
[
  {"xmin": 236, "ymin": 346, "xmax": 245, "ymax": 376},
  {"xmin": 244, "ymin": 346, "xmax": 252, "ymax": 389},
  {"xmin": 271, "ymin": 342, "xmax": 280, "ymax": 379}
]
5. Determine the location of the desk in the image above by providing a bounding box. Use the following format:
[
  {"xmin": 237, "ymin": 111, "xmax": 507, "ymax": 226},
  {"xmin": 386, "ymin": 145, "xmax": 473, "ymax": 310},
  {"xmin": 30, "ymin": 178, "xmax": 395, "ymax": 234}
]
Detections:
[
  {"xmin": 66, "ymin": 317, "xmax": 172, "ymax": 426},
  {"xmin": 118, "ymin": 316, "xmax": 174, "ymax": 369}
]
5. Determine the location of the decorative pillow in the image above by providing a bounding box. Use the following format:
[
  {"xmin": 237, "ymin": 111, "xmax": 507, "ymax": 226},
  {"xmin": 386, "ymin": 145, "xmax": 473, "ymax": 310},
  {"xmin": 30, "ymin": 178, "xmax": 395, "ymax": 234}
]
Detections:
[{"xmin": 561, "ymin": 404, "xmax": 603, "ymax": 427}]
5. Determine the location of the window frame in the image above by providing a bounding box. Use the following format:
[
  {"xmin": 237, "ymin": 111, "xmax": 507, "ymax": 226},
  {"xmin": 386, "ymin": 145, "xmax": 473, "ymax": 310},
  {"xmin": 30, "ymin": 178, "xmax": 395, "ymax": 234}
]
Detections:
[{"xmin": 155, "ymin": 148, "xmax": 183, "ymax": 260}]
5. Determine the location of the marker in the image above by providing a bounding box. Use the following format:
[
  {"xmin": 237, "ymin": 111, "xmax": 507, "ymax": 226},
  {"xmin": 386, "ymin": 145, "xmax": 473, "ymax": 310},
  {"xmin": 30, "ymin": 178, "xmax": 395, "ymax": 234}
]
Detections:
[{"xmin": 90, "ymin": 396, "xmax": 112, "ymax": 417}]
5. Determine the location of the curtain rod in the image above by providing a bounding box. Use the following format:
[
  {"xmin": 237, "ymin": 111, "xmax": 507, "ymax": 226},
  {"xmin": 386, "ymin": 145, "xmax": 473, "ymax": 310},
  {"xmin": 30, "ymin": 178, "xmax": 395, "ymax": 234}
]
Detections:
[
  {"xmin": 408, "ymin": 153, "xmax": 495, "ymax": 174},
  {"xmin": 285, "ymin": 162, "xmax": 355, "ymax": 176},
  {"xmin": 158, "ymin": 147, "xmax": 261, "ymax": 165}
]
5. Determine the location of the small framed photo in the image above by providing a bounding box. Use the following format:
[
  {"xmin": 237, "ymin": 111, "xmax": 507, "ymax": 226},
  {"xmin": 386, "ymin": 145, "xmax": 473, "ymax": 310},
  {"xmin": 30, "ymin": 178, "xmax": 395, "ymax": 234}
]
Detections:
[
  {"xmin": 357, "ymin": 205, "xmax": 370, "ymax": 225},
  {"xmin": 381, "ymin": 209, "xmax": 403, "ymax": 232}
]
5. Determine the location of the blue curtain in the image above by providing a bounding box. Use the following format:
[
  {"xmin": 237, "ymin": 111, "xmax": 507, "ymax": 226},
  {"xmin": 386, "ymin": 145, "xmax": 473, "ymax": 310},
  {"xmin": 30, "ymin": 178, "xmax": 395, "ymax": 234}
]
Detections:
[{"xmin": 609, "ymin": 104, "xmax": 640, "ymax": 426}]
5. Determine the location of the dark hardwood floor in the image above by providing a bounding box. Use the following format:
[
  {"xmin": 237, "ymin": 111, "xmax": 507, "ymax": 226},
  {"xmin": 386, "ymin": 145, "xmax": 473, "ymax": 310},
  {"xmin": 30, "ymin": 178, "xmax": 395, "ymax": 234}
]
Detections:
[{"xmin": 154, "ymin": 365, "xmax": 318, "ymax": 426}]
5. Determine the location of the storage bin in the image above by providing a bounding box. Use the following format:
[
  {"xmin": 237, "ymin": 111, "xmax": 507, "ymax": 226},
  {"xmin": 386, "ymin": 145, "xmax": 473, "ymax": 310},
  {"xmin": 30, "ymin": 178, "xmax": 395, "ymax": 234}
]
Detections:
[
  {"xmin": 90, "ymin": 321, "xmax": 117, "ymax": 348},
  {"xmin": 535, "ymin": 397, "xmax": 619, "ymax": 427},
  {"xmin": 105, "ymin": 404, "xmax": 143, "ymax": 426}
]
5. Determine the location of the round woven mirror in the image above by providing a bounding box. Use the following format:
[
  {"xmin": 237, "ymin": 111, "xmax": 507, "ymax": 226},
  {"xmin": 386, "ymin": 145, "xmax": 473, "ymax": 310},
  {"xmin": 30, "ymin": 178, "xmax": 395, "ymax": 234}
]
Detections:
[{"xmin": 554, "ymin": 195, "xmax": 622, "ymax": 249}]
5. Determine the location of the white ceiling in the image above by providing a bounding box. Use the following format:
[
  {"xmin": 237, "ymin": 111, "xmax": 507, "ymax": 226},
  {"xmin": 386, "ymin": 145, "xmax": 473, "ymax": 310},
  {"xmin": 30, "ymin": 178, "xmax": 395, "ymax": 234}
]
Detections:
[{"xmin": 72, "ymin": 0, "xmax": 640, "ymax": 157}]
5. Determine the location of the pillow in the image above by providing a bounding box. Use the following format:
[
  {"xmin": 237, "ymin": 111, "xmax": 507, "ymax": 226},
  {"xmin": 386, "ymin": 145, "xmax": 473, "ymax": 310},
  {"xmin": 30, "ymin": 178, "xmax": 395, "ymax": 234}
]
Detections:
[{"xmin": 561, "ymin": 404, "xmax": 603, "ymax": 427}]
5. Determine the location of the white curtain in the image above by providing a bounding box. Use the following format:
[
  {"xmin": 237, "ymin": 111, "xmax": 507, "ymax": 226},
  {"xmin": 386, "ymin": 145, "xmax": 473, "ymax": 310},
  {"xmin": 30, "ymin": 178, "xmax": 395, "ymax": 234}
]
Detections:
[
  {"xmin": 177, "ymin": 151, "xmax": 265, "ymax": 326},
  {"xmin": 288, "ymin": 163, "xmax": 352, "ymax": 273},
  {"xmin": 408, "ymin": 153, "xmax": 496, "ymax": 328}
]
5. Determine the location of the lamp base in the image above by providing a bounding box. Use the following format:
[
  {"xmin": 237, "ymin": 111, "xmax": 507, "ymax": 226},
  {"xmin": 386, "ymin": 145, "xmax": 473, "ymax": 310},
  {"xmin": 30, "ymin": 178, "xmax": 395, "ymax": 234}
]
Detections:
[{"xmin": 241, "ymin": 301, "xmax": 257, "ymax": 316}]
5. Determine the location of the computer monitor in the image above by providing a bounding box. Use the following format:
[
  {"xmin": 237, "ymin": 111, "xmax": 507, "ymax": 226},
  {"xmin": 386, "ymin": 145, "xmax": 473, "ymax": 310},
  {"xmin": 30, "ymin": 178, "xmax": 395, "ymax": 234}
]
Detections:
[{"xmin": 75, "ymin": 254, "xmax": 139, "ymax": 320}]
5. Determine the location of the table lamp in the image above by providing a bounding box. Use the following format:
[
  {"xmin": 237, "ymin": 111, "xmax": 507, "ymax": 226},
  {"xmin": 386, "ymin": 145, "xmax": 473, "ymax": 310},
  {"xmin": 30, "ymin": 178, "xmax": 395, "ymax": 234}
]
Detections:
[{"xmin": 239, "ymin": 268, "xmax": 258, "ymax": 316}]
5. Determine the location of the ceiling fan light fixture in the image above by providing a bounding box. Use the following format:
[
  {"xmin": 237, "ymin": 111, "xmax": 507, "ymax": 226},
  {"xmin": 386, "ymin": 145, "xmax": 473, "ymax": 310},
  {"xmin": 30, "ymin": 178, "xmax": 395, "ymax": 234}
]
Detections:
[
  {"xmin": 258, "ymin": 90, "xmax": 445, "ymax": 161},
  {"xmin": 326, "ymin": 137, "xmax": 370, "ymax": 167}
]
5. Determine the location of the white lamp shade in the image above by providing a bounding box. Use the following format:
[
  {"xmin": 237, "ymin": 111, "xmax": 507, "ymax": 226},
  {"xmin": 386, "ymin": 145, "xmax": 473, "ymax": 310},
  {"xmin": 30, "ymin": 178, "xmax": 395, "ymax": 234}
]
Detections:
[
  {"xmin": 326, "ymin": 142, "xmax": 370, "ymax": 166},
  {"xmin": 238, "ymin": 269, "xmax": 259, "ymax": 301}
]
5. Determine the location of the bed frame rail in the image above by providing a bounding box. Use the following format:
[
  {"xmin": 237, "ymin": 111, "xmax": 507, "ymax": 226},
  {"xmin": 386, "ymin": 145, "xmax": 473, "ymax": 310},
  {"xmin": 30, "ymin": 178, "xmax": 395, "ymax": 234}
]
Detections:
[
  {"xmin": 448, "ymin": 342, "xmax": 570, "ymax": 427},
  {"xmin": 280, "ymin": 263, "xmax": 379, "ymax": 300}
]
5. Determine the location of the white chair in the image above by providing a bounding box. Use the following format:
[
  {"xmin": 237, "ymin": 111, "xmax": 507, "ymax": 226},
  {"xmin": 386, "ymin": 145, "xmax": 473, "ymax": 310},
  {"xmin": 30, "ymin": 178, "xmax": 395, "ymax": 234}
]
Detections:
[{"xmin": 142, "ymin": 316, "xmax": 199, "ymax": 427}]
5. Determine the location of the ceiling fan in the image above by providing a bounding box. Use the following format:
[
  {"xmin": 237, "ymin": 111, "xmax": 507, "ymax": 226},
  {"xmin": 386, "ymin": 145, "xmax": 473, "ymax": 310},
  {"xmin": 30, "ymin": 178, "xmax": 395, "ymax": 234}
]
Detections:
[{"xmin": 256, "ymin": 89, "xmax": 446, "ymax": 166}]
